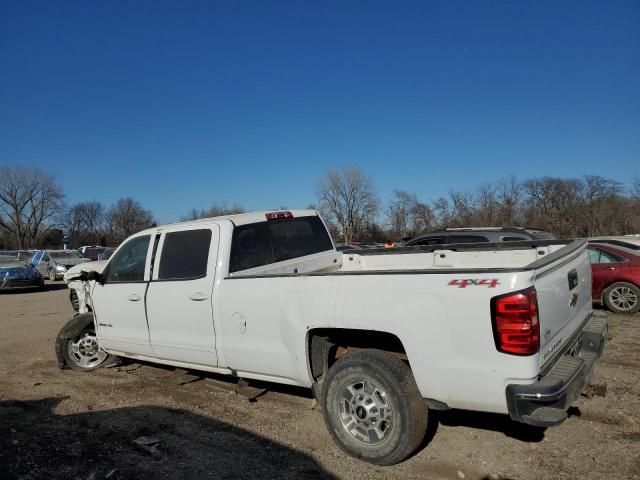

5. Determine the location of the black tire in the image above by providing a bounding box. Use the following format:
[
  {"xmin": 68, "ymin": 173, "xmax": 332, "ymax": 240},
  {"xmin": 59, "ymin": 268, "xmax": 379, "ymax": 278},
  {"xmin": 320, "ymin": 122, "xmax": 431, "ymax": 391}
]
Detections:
[
  {"xmin": 603, "ymin": 282, "xmax": 640, "ymax": 314},
  {"xmin": 61, "ymin": 326, "xmax": 116, "ymax": 372},
  {"xmin": 320, "ymin": 349, "xmax": 428, "ymax": 465},
  {"xmin": 69, "ymin": 289, "xmax": 80, "ymax": 312},
  {"xmin": 48, "ymin": 268, "xmax": 57, "ymax": 281}
]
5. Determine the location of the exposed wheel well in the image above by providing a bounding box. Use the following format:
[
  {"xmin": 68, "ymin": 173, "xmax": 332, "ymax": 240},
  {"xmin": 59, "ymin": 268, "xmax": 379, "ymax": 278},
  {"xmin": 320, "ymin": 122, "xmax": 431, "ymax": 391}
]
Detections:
[{"xmin": 307, "ymin": 328, "xmax": 407, "ymax": 385}]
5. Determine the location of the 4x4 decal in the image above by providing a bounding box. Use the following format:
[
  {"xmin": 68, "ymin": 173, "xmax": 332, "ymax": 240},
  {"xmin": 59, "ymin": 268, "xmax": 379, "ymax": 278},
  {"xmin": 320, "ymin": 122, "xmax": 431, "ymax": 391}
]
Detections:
[{"xmin": 448, "ymin": 279, "xmax": 500, "ymax": 288}]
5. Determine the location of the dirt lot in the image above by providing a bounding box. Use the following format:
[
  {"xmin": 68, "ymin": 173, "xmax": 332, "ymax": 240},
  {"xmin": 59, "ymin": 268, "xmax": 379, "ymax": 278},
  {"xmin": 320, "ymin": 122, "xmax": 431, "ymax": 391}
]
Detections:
[{"xmin": 1, "ymin": 283, "xmax": 639, "ymax": 480}]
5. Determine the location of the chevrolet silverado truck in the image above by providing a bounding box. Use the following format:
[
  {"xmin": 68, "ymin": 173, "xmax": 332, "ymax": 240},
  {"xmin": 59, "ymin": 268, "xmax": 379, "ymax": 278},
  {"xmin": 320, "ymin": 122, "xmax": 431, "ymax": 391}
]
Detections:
[{"xmin": 57, "ymin": 209, "xmax": 607, "ymax": 465}]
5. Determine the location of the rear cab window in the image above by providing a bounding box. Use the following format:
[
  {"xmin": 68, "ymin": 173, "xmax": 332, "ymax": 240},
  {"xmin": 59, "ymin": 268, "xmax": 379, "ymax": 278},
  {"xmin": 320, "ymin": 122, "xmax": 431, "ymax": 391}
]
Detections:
[{"xmin": 229, "ymin": 215, "xmax": 334, "ymax": 273}]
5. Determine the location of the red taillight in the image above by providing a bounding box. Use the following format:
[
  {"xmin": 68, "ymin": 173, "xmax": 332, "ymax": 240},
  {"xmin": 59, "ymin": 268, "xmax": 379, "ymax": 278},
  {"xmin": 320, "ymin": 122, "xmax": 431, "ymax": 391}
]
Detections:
[
  {"xmin": 491, "ymin": 287, "xmax": 540, "ymax": 355},
  {"xmin": 265, "ymin": 211, "xmax": 293, "ymax": 220}
]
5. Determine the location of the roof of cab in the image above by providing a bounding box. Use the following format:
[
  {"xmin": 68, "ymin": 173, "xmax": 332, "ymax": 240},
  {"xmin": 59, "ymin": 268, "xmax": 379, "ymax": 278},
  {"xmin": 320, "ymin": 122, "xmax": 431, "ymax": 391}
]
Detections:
[{"xmin": 141, "ymin": 209, "xmax": 319, "ymax": 234}]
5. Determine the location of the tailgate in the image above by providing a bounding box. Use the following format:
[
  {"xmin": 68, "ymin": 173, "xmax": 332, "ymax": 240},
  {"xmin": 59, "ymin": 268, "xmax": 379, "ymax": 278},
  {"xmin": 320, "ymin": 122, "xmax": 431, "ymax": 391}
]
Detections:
[{"xmin": 530, "ymin": 240, "xmax": 592, "ymax": 369}]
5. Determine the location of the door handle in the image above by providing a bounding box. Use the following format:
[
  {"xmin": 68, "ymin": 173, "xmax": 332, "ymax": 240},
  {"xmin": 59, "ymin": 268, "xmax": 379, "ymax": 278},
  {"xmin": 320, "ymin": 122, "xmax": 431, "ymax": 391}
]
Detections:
[
  {"xmin": 603, "ymin": 267, "xmax": 616, "ymax": 271},
  {"xmin": 127, "ymin": 294, "xmax": 141, "ymax": 302},
  {"xmin": 189, "ymin": 292, "xmax": 209, "ymax": 301}
]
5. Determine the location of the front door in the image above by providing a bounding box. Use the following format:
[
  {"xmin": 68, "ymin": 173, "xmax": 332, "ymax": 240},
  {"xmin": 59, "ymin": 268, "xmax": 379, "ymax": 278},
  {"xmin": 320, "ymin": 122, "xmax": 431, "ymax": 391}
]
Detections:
[
  {"xmin": 145, "ymin": 226, "xmax": 219, "ymax": 365},
  {"xmin": 91, "ymin": 233, "xmax": 155, "ymax": 356}
]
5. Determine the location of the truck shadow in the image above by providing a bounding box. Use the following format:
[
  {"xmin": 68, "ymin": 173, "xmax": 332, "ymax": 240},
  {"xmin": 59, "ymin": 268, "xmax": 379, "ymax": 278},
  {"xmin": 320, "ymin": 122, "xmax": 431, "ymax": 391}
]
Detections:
[
  {"xmin": 0, "ymin": 397, "xmax": 336, "ymax": 480},
  {"xmin": 427, "ymin": 409, "xmax": 546, "ymax": 443}
]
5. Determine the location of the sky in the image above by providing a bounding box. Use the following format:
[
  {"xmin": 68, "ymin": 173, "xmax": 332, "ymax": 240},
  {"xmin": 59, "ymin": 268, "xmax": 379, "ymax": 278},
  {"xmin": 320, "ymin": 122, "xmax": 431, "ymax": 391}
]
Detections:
[{"xmin": 1, "ymin": 0, "xmax": 639, "ymax": 223}]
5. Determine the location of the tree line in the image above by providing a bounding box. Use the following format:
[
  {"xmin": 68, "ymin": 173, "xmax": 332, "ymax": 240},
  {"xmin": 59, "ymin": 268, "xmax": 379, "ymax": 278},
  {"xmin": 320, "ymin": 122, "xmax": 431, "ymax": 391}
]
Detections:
[
  {"xmin": 1, "ymin": 165, "xmax": 639, "ymax": 249},
  {"xmin": 0, "ymin": 166, "xmax": 155, "ymax": 249},
  {"xmin": 316, "ymin": 168, "xmax": 640, "ymax": 243}
]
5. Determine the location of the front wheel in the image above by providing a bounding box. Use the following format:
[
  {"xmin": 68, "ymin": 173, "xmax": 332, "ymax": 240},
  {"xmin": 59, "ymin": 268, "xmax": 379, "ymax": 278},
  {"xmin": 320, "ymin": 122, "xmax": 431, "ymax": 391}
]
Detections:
[
  {"xmin": 62, "ymin": 328, "xmax": 113, "ymax": 371},
  {"xmin": 48, "ymin": 268, "xmax": 57, "ymax": 281},
  {"xmin": 320, "ymin": 349, "xmax": 428, "ymax": 465},
  {"xmin": 604, "ymin": 282, "xmax": 640, "ymax": 314}
]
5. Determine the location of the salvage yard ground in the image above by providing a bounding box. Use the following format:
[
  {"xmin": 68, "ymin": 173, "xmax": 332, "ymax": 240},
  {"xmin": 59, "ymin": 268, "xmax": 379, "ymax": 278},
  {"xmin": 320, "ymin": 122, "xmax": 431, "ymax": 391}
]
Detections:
[{"xmin": 1, "ymin": 283, "xmax": 639, "ymax": 480}]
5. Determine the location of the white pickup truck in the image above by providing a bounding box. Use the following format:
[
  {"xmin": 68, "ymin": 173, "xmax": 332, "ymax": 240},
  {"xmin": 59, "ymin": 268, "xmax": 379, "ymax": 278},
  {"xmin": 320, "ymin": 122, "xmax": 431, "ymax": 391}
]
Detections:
[{"xmin": 58, "ymin": 209, "xmax": 607, "ymax": 465}]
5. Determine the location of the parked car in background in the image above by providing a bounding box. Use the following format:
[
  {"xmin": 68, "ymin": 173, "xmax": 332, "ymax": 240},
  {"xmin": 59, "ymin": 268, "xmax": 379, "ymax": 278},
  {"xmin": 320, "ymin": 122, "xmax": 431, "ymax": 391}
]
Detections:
[
  {"xmin": 78, "ymin": 246, "xmax": 108, "ymax": 261},
  {"xmin": 97, "ymin": 248, "xmax": 115, "ymax": 261},
  {"xmin": 405, "ymin": 227, "xmax": 555, "ymax": 247},
  {"xmin": 31, "ymin": 249, "xmax": 90, "ymax": 281},
  {"xmin": 589, "ymin": 236, "xmax": 640, "ymax": 249},
  {"xmin": 587, "ymin": 242, "xmax": 640, "ymax": 314},
  {"xmin": 0, "ymin": 255, "xmax": 44, "ymax": 292}
]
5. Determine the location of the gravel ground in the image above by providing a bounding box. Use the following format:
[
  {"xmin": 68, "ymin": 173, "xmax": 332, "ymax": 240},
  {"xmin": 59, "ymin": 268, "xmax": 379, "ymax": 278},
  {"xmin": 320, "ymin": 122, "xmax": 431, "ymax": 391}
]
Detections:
[{"xmin": 1, "ymin": 282, "xmax": 639, "ymax": 480}]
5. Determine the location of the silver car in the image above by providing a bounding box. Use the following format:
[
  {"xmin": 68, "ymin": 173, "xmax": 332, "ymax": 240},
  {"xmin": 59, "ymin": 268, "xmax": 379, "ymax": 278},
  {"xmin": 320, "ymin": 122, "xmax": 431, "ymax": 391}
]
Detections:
[{"xmin": 31, "ymin": 250, "xmax": 89, "ymax": 281}]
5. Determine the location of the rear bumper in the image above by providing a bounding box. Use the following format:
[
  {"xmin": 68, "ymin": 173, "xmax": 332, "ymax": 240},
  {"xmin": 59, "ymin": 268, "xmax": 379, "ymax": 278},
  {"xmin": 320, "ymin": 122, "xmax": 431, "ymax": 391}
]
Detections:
[{"xmin": 506, "ymin": 313, "xmax": 608, "ymax": 427}]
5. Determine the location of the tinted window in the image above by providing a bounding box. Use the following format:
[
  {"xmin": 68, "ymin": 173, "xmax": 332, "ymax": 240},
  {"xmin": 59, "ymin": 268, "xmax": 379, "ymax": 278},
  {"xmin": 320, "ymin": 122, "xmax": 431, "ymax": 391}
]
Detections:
[
  {"xmin": 107, "ymin": 235, "xmax": 150, "ymax": 283},
  {"xmin": 445, "ymin": 235, "xmax": 489, "ymax": 244},
  {"xmin": 410, "ymin": 237, "xmax": 444, "ymax": 246},
  {"xmin": 501, "ymin": 236, "xmax": 528, "ymax": 242},
  {"xmin": 588, "ymin": 248, "xmax": 624, "ymax": 264},
  {"xmin": 230, "ymin": 216, "xmax": 333, "ymax": 273},
  {"xmin": 158, "ymin": 229, "xmax": 212, "ymax": 280}
]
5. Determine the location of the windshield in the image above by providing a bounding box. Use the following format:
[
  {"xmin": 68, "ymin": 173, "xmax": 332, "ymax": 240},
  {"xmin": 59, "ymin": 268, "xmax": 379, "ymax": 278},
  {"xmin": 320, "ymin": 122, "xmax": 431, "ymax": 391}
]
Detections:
[
  {"xmin": 0, "ymin": 257, "xmax": 24, "ymax": 267},
  {"xmin": 50, "ymin": 251, "xmax": 83, "ymax": 261}
]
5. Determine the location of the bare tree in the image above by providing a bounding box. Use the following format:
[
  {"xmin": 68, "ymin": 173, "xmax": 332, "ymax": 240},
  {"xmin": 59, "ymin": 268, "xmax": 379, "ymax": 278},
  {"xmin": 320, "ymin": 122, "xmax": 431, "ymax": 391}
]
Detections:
[
  {"xmin": 316, "ymin": 167, "xmax": 378, "ymax": 243},
  {"xmin": 181, "ymin": 203, "xmax": 245, "ymax": 221},
  {"xmin": 386, "ymin": 190, "xmax": 415, "ymax": 240},
  {"xmin": 106, "ymin": 198, "xmax": 155, "ymax": 243},
  {"xmin": 0, "ymin": 166, "xmax": 65, "ymax": 248},
  {"xmin": 410, "ymin": 201, "xmax": 434, "ymax": 235},
  {"xmin": 496, "ymin": 176, "xmax": 522, "ymax": 226},
  {"xmin": 579, "ymin": 176, "xmax": 622, "ymax": 236},
  {"xmin": 61, "ymin": 201, "xmax": 106, "ymax": 246}
]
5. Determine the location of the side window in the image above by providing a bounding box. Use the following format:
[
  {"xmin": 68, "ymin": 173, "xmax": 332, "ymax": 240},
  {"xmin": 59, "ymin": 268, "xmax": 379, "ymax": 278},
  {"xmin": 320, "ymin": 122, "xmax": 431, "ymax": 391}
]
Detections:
[
  {"xmin": 588, "ymin": 249, "xmax": 601, "ymax": 264},
  {"xmin": 412, "ymin": 237, "xmax": 444, "ymax": 246},
  {"xmin": 599, "ymin": 251, "xmax": 622, "ymax": 264},
  {"xmin": 588, "ymin": 248, "xmax": 624, "ymax": 264},
  {"xmin": 31, "ymin": 251, "xmax": 43, "ymax": 265},
  {"xmin": 106, "ymin": 235, "xmax": 151, "ymax": 283},
  {"xmin": 42, "ymin": 253, "xmax": 50, "ymax": 262},
  {"xmin": 158, "ymin": 229, "xmax": 212, "ymax": 280}
]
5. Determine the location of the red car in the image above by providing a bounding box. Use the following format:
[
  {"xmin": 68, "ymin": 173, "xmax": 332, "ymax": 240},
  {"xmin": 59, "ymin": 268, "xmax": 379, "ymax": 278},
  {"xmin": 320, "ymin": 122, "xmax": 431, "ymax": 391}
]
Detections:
[{"xmin": 588, "ymin": 242, "xmax": 640, "ymax": 314}]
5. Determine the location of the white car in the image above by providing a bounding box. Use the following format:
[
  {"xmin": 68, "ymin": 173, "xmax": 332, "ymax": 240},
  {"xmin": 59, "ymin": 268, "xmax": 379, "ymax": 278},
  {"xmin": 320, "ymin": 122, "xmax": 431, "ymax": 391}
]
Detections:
[{"xmin": 58, "ymin": 209, "xmax": 607, "ymax": 465}]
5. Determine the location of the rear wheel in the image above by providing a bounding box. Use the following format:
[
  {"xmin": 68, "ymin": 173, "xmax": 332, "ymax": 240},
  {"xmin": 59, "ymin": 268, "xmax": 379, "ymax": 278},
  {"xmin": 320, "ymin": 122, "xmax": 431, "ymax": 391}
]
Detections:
[
  {"xmin": 603, "ymin": 282, "xmax": 640, "ymax": 314},
  {"xmin": 62, "ymin": 327, "xmax": 113, "ymax": 371},
  {"xmin": 320, "ymin": 349, "xmax": 428, "ymax": 465}
]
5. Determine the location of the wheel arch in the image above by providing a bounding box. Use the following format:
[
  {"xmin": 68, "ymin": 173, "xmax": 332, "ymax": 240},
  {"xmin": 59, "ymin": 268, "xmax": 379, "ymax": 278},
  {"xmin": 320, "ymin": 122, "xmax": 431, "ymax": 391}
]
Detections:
[
  {"xmin": 55, "ymin": 313, "xmax": 96, "ymax": 368},
  {"xmin": 306, "ymin": 328, "xmax": 408, "ymax": 391}
]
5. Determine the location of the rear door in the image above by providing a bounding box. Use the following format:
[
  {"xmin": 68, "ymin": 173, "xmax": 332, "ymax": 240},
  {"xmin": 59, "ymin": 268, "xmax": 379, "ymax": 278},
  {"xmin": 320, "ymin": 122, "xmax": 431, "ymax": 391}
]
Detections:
[
  {"xmin": 532, "ymin": 242, "xmax": 593, "ymax": 367},
  {"xmin": 145, "ymin": 225, "xmax": 219, "ymax": 366}
]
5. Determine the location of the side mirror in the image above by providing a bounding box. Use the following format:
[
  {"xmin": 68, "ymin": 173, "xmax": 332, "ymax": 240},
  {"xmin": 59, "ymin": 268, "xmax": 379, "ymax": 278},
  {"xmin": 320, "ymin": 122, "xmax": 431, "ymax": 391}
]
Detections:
[{"xmin": 80, "ymin": 270, "xmax": 105, "ymax": 284}]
